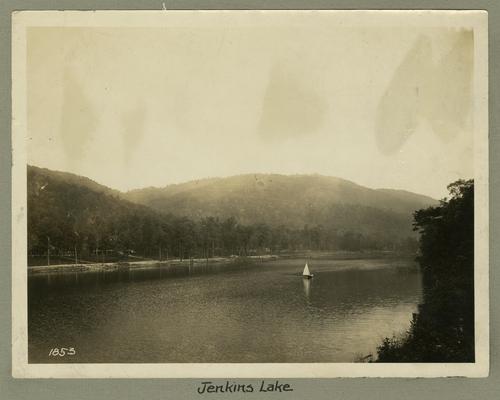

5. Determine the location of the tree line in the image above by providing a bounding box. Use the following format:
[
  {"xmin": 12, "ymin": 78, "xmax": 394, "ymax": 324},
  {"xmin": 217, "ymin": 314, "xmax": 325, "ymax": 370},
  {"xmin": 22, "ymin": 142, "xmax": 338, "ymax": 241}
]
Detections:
[{"xmin": 27, "ymin": 169, "xmax": 418, "ymax": 265}]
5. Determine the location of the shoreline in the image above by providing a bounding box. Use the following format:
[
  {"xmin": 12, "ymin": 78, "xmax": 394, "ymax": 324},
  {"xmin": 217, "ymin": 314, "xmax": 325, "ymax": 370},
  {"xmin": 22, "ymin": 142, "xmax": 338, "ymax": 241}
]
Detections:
[
  {"xmin": 27, "ymin": 255, "xmax": 278, "ymax": 275},
  {"xmin": 27, "ymin": 250, "xmax": 415, "ymax": 275}
]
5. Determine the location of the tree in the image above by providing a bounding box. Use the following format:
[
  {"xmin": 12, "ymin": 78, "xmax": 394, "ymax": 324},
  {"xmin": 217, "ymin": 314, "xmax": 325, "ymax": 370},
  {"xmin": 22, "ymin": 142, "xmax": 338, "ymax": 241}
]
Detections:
[{"xmin": 377, "ymin": 179, "xmax": 474, "ymax": 362}]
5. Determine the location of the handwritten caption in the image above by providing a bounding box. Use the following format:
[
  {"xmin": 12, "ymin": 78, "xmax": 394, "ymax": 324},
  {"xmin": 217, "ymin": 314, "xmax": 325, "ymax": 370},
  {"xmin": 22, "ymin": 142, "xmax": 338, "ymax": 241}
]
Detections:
[{"xmin": 197, "ymin": 381, "xmax": 293, "ymax": 394}]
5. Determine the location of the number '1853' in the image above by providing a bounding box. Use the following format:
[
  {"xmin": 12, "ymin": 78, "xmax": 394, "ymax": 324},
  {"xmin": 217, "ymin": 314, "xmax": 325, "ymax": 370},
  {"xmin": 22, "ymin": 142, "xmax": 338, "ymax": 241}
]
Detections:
[{"xmin": 49, "ymin": 347, "xmax": 76, "ymax": 357}]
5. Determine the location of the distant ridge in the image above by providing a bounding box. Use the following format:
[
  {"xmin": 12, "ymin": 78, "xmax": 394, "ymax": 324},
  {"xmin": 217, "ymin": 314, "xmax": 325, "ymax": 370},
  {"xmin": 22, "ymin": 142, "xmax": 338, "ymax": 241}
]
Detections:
[
  {"xmin": 123, "ymin": 173, "xmax": 437, "ymax": 231},
  {"xmin": 28, "ymin": 167, "xmax": 437, "ymax": 229},
  {"xmin": 375, "ymin": 187, "xmax": 440, "ymax": 207},
  {"xmin": 27, "ymin": 166, "xmax": 438, "ymax": 260}
]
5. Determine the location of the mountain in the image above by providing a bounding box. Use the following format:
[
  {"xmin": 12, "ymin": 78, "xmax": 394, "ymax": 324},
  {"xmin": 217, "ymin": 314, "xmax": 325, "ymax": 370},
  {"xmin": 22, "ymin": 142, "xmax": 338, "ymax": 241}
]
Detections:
[
  {"xmin": 27, "ymin": 166, "xmax": 437, "ymax": 264},
  {"xmin": 27, "ymin": 165, "xmax": 171, "ymax": 262},
  {"xmin": 29, "ymin": 165, "xmax": 122, "ymax": 197},
  {"xmin": 124, "ymin": 174, "xmax": 437, "ymax": 232}
]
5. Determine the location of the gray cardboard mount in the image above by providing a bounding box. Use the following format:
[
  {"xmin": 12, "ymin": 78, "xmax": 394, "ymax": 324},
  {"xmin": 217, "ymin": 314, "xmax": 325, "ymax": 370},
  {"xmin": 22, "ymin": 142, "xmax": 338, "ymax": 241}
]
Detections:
[{"xmin": 1, "ymin": 1, "xmax": 499, "ymax": 399}]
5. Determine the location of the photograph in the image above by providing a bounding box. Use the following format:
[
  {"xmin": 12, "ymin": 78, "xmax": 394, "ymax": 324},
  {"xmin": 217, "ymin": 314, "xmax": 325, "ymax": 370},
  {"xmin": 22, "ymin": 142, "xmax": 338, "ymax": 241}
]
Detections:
[{"xmin": 11, "ymin": 10, "xmax": 488, "ymax": 378}]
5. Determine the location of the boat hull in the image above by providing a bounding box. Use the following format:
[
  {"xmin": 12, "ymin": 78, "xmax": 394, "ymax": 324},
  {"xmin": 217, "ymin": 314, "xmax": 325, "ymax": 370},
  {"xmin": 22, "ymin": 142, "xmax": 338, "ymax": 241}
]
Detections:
[{"xmin": 303, "ymin": 274, "xmax": 313, "ymax": 279}]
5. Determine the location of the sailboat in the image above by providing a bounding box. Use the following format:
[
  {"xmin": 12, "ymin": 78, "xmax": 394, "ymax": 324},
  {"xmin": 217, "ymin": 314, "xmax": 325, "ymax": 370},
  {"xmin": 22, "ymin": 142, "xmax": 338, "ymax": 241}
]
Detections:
[{"xmin": 302, "ymin": 262, "xmax": 314, "ymax": 279}]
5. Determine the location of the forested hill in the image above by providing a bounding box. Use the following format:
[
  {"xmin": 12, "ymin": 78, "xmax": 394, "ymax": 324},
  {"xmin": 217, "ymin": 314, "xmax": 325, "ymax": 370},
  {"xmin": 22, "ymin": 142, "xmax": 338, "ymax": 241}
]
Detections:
[
  {"xmin": 27, "ymin": 166, "xmax": 437, "ymax": 263},
  {"xmin": 29, "ymin": 166, "xmax": 122, "ymax": 197},
  {"xmin": 28, "ymin": 165, "xmax": 171, "ymax": 259},
  {"xmin": 124, "ymin": 174, "xmax": 437, "ymax": 230}
]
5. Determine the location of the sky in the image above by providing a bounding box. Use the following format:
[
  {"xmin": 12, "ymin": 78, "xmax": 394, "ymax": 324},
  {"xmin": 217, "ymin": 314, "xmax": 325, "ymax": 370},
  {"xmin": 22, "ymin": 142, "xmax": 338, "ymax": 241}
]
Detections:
[{"xmin": 26, "ymin": 16, "xmax": 475, "ymax": 199}]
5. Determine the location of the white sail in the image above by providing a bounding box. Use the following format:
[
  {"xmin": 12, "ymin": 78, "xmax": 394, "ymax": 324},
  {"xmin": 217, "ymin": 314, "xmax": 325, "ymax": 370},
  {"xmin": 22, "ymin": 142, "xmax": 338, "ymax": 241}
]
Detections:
[{"xmin": 303, "ymin": 263, "xmax": 311, "ymax": 276}]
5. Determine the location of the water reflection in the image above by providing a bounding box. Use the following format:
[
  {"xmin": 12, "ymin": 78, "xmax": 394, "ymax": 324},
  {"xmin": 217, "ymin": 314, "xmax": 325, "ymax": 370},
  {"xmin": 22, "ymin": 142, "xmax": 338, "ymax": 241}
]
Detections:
[
  {"xmin": 28, "ymin": 258, "xmax": 422, "ymax": 363},
  {"xmin": 302, "ymin": 277, "xmax": 311, "ymax": 298},
  {"xmin": 28, "ymin": 261, "xmax": 255, "ymax": 293}
]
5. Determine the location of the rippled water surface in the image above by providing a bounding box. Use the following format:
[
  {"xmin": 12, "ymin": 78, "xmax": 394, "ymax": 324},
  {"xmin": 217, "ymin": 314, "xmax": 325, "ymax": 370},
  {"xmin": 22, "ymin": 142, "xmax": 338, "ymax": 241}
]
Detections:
[{"xmin": 28, "ymin": 258, "xmax": 422, "ymax": 363}]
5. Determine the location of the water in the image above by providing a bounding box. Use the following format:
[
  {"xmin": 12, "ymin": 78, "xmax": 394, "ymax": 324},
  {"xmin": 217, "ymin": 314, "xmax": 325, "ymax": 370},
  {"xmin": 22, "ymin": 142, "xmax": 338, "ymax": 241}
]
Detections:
[{"xmin": 28, "ymin": 257, "xmax": 422, "ymax": 363}]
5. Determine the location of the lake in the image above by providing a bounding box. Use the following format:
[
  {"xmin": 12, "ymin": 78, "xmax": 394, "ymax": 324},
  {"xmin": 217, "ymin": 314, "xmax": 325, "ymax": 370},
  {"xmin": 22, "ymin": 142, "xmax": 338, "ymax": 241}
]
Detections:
[{"xmin": 28, "ymin": 257, "xmax": 422, "ymax": 363}]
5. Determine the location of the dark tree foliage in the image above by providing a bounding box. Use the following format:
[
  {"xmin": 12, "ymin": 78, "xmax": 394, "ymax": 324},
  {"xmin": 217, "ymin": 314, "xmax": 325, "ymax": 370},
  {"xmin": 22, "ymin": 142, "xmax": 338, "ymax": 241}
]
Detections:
[
  {"xmin": 377, "ymin": 179, "xmax": 474, "ymax": 362},
  {"xmin": 27, "ymin": 166, "xmax": 419, "ymax": 266}
]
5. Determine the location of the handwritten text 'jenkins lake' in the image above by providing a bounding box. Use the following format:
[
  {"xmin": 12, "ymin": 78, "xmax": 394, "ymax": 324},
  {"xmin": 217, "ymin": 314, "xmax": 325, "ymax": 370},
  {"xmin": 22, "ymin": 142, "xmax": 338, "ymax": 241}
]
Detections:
[{"xmin": 197, "ymin": 381, "xmax": 293, "ymax": 394}]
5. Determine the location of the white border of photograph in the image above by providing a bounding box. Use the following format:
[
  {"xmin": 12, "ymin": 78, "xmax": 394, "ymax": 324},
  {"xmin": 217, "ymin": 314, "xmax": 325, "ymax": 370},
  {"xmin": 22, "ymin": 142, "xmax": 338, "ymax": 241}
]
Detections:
[{"xmin": 11, "ymin": 10, "xmax": 489, "ymax": 378}]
